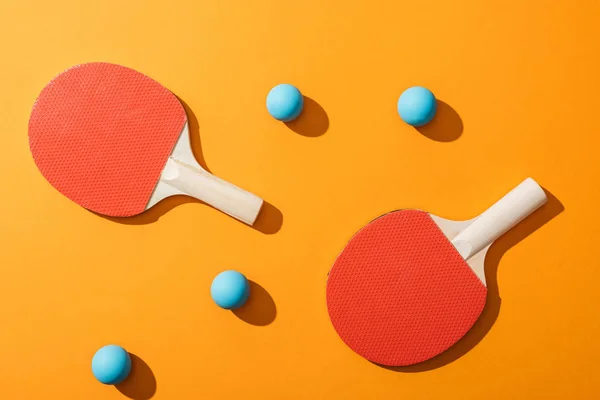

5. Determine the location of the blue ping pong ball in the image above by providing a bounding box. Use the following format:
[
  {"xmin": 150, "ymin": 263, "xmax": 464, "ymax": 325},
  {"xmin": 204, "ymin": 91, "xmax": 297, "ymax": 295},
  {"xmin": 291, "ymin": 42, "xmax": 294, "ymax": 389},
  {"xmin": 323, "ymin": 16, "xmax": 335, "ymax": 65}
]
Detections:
[
  {"xmin": 211, "ymin": 270, "xmax": 250, "ymax": 310},
  {"xmin": 397, "ymin": 86, "xmax": 437, "ymax": 126},
  {"xmin": 91, "ymin": 345, "xmax": 131, "ymax": 385},
  {"xmin": 266, "ymin": 84, "xmax": 304, "ymax": 122}
]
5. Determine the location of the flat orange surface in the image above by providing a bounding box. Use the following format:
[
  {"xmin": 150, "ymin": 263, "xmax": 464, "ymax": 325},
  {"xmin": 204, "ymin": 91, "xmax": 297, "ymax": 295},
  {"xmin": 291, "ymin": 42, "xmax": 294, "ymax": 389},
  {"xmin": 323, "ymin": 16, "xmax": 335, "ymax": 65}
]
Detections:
[{"xmin": 0, "ymin": 1, "xmax": 598, "ymax": 399}]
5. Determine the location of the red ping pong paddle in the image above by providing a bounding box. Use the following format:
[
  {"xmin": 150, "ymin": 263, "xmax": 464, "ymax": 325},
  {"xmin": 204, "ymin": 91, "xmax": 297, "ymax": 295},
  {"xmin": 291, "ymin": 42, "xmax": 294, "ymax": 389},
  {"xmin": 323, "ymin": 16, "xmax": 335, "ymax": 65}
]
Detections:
[
  {"xmin": 326, "ymin": 178, "xmax": 547, "ymax": 366},
  {"xmin": 28, "ymin": 62, "xmax": 263, "ymax": 225}
]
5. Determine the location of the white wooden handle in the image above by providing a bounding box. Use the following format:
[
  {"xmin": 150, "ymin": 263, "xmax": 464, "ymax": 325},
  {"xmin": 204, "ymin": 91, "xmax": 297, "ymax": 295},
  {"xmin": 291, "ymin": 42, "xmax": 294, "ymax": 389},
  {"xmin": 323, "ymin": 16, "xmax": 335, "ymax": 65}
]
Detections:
[
  {"xmin": 162, "ymin": 159, "xmax": 264, "ymax": 225},
  {"xmin": 451, "ymin": 178, "xmax": 547, "ymax": 260}
]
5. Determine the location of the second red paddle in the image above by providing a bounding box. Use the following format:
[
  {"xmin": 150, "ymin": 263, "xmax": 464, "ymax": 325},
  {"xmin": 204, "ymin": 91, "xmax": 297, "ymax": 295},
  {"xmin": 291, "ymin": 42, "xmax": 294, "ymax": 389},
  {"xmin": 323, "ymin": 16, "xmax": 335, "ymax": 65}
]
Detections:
[{"xmin": 326, "ymin": 178, "xmax": 547, "ymax": 366}]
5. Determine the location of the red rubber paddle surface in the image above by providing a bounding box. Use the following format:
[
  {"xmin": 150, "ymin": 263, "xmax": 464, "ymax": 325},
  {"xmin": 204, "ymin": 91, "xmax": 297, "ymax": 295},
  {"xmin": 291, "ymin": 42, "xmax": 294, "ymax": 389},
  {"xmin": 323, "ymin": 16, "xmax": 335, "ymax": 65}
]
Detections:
[
  {"xmin": 28, "ymin": 62, "xmax": 187, "ymax": 217},
  {"xmin": 326, "ymin": 210, "xmax": 487, "ymax": 366}
]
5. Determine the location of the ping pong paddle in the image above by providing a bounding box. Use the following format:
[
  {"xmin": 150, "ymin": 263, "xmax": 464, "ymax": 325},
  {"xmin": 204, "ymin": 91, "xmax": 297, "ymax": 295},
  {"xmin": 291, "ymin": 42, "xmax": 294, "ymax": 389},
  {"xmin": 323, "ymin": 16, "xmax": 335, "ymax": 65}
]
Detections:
[
  {"xmin": 28, "ymin": 62, "xmax": 263, "ymax": 225},
  {"xmin": 326, "ymin": 178, "xmax": 547, "ymax": 366}
]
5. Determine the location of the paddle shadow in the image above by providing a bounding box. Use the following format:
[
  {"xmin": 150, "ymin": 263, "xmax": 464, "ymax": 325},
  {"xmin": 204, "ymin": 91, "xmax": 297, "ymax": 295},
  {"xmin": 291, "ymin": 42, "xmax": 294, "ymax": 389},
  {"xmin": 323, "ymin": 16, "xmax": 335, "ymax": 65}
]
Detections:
[
  {"xmin": 381, "ymin": 188, "xmax": 563, "ymax": 372},
  {"xmin": 115, "ymin": 353, "xmax": 156, "ymax": 400},
  {"xmin": 415, "ymin": 100, "xmax": 463, "ymax": 142},
  {"xmin": 97, "ymin": 98, "xmax": 283, "ymax": 234},
  {"xmin": 284, "ymin": 96, "xmax": 329, "ymax": 137},
  {"xmin": 233, "ymin": 281, "xmax": 277, "ymax": 326}
]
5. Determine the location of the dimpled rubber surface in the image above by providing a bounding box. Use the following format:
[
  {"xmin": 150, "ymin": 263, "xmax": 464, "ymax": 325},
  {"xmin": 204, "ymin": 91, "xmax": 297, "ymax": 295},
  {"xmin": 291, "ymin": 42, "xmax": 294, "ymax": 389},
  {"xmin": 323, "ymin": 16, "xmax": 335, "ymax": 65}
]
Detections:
[
  {"xmin": 326, "ymin": 210, "xmax": 487, "ymax": 366},
  {"xmin": 28, "ymin": 62, "xmax": 187, "ymax": 217}
]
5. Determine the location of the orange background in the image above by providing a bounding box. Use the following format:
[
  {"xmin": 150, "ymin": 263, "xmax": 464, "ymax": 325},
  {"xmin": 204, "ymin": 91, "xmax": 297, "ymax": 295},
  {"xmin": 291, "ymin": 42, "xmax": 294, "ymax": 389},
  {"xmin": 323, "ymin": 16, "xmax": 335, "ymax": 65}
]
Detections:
[{"xmin": 0, "ymin": 0, "xmax": 598, "ymax": 399}]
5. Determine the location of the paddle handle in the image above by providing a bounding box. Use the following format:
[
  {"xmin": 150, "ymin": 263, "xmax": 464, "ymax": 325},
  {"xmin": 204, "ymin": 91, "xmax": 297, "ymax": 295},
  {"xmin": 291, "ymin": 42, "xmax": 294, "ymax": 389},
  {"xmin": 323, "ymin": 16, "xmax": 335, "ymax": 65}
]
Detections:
[
  {"xmin": 451, "ymin": 178, "xmax": 547, "ymax": 260},
  {"xmin": 162, "ymin": 159, "xmax": 264, "ymax": 225}
]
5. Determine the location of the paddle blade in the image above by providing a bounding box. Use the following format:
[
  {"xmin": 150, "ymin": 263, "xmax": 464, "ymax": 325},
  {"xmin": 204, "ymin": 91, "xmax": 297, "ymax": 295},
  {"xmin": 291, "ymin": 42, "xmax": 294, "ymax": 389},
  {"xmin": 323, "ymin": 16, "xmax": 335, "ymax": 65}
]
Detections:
[
  {"xmin": 28, "ymin": 62, "xmax": 187, "ymax": 216},
  {"xmin": 326, "ymin": 210, "xmax": 487, "ymax": 366}
]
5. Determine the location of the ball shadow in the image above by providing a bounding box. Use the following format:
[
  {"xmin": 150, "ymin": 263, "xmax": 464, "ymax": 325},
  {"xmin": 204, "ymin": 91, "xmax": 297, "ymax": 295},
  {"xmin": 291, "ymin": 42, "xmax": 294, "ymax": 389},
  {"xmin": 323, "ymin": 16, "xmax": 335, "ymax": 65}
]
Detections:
[
  {"xmin": 115, "ymin": 353, "xmax": 157, "ymax": 400},
  {"xmin": 415, "ymin": 100, "xmax": 463, "ymax": 142},
  {"xmin": 380, "ymin": 188, "xmax": 564, "ymax": 372},
  {"xmin": 95, "ymin": 97, "xmax": 283, "ymax": 234},
  {"xmin": 233, "ymin": 281, "xmax": 277, "ymax": 326},
  {"xmin": 284, "ymin": 96, "xmax": 329, "ymax": 137}
]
